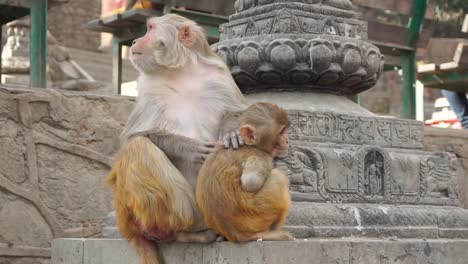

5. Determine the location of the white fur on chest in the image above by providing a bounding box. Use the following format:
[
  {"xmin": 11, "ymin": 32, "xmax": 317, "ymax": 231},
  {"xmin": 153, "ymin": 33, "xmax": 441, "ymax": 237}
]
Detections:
[
  {"xmin": 164, "ymin": 94, "xmax": 223, "ymax": 140},
  {"xmin": 132, "ymin": 67, "xmax": 243, "ymax": 143}
]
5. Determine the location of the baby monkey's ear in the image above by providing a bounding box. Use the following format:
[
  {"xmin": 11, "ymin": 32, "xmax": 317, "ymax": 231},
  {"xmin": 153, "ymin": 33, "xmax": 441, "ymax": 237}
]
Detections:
[
  {"xmin": 239, "ymin": 125, "xmax": 257, "ymax": 146},
  {"xmin": 178, "ymin": 23, "xmax": 196, "ymax": 47}
]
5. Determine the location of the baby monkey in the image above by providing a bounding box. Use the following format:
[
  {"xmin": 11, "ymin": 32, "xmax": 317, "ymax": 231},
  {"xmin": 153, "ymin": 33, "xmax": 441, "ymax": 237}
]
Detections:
[{"xmin": 196, "ymin": 102, "xmax": 293, "ymax": 242}]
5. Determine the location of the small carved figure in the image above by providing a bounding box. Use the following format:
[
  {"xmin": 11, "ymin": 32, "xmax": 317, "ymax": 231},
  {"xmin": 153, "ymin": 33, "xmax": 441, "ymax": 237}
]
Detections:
[
  {"xmin": 364, "ymin": 150, "xmax": 384, "ymax": 196},
  {"xmin": 422, "ymin": 156, "xmax": 457, "ymax": 198}
]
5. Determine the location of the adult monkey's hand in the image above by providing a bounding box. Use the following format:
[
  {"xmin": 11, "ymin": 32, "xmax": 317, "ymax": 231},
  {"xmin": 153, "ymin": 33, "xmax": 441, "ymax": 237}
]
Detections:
[
  {"xmin": 219, "ymin": 111, "xmax": 245, "ymax": 149},
  {"xmin": 133, "ymin": 129, "xmax": 215, "ymax": 163}
]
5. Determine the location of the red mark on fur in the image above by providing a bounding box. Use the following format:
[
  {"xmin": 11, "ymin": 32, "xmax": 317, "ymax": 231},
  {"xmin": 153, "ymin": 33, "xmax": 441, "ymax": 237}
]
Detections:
[{"xmin": 134, "ymin": 220, "xmax": 175, "ymax": 242}]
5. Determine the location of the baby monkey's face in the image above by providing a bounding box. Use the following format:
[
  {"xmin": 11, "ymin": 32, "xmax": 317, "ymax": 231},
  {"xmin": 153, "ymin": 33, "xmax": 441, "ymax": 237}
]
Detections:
[
  {"xmin": 238, "ymin": 102, "xmax": 290, "ymax": 157},
  {"xmin": 271, "ymin": 125, "xmax": 289, "ymax": 158}
]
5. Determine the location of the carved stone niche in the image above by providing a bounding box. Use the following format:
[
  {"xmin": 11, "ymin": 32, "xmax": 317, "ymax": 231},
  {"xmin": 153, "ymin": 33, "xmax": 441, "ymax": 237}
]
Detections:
[
  {"xmin": 213, "ymin": 0, "xmax": 383, "ymax": 95},
  {"xmin": 276, "ymin": 141, "xmax": 459, "ymax": 207},
  {"xmin": 275, "ymin": 140, "xmax": 468, "ymax": 239}
]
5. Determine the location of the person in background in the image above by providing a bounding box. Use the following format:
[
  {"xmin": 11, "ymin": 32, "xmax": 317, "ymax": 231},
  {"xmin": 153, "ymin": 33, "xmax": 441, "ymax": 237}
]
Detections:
[{"xmin": 442, "ymin": 89, "xmax": 468, "ymax": 129}]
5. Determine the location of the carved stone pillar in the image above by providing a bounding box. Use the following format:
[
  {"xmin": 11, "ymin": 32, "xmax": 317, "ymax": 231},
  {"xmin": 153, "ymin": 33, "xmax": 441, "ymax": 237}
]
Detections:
[
  {"xmin": 211, "ymin": 0, "xmax": 468, "ymax": 239},
  {"xmin": 1, "ymin": 18, "xmax": 31, "ymax": 85}
]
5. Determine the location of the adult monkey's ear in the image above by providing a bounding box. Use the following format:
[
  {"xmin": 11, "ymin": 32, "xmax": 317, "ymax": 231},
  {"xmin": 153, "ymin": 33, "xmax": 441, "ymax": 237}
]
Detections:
[
  {"xmin": 178, "ymin": 23, "xmax": 196, "ymax": 47},
  {"xmin": 239, "ymin": 125, "xmax": 257, "ymax": 145}
]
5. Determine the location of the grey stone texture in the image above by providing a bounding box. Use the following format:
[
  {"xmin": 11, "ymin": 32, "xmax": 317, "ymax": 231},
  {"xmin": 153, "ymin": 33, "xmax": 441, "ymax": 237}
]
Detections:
[
  {"xmin": 424, "ymin": 127, "xmax": 468, "ymax": 208},
  {"xmin": 52, "ymin": 238, "xmax": 468, "ymax": 264},
  {"xmin": 0, "ymin": 85, "xmax": 134, "ymax": 261},
  {"xmin": 286, "ymin": 202, "xmax": 468, "ymax": 239},
  {"xmin": 213, "ymin": 0, "xmax": 384, "ymax": 94},
  {"xmin": 100, "ymin": 211, "xmax": 121, "ymax": 238}
]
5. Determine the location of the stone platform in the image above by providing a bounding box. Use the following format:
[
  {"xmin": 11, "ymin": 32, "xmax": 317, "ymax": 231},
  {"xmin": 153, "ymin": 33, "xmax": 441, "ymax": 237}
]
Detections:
[{"xmin": 52, "ymin": 238, "xmax": 468, "ymax": 264}]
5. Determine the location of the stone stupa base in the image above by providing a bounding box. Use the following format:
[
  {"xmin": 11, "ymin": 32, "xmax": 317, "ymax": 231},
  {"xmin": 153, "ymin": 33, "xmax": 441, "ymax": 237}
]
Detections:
[{"xmin": 52, "ymin": 238, "xmax": 468, "ymax": 264}]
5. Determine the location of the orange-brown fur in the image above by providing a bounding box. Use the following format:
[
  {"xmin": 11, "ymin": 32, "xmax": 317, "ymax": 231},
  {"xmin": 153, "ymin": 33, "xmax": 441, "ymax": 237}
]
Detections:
[
  {"xmin": 107, "ymin": 137, "xmax": 196, "ymax": 234},
  {"xmin": 107, "ymin": 136, "xmax": 198, "ymax": 264},
  {"xmin": 196, "ymin": 103, "xmax": 292, "ymax": 242},
  {"xmin": 197, "ymin": 146, "xmax": 291, "ymax": 242}
]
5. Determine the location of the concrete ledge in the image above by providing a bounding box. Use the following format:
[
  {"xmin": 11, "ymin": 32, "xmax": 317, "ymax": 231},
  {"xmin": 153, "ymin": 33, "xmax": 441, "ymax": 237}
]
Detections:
[{"xmin": 52, "ymin": 238, "xmax": 468, "ymax": 264}]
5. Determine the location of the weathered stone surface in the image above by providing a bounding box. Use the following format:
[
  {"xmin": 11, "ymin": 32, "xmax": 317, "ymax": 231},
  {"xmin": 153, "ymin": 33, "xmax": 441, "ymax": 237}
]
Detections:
[
  {"xmin": 278, "ymin": 143, "xmax": 459, "ymax": 206},
  {"xmin": 287, "ymin": 111, "xmax": 424, "ymax": 149},
  {"xmin": 83, "ymin": 239, "xmax": 139, "ymax": 264},
  {"xmin": 0, "ymin": 119, "xmax": 27, "ymax": 185},
  {"xmin": 201, "ymin": 241, "xmax": 264, "ymax": 264},
  {"xmin": 246, "ymin": 93, "xmax": 424, "ymax": 149},
  {"xmin": 246, "ymin": 92, "xmax": 374, "ymax": 116},
  {"xmin": 52, "ymin": 238, "xmax": 468, "ymax": 264},
  {"xmin": 51, "ymin": 239, "xmax": 83, "ymax": 264},
  {"xmin": 286, "ymin": 202, "xmax": 468, "ymax": 239},
  {"xmin": 424, "ymin": 127, "xmax": 468, "ymax": 209},
  {"xmin": 37, "ymin": 145, "xmax": 112, "ymax": 231},
  {"xmin": 101, "ymin": 211, "xmax": 121, "ymax": 238},
  {"xmin": 0, "ymin": 192, "xmax": 53, "ymax": 248},
  {"xmin": 246, "ymin": 93, "xmax": 460, "ymax": 207},
  {"xmin": 0, "ymin": 85, "xmax": 134, "ymax": 262},
  {"xmin": 213, "ymin": 0, "xmax": 383, "ymax": 94},
  {"xmin": 0, "ymin": 258, "xmax": 50, "ymax": 264}
]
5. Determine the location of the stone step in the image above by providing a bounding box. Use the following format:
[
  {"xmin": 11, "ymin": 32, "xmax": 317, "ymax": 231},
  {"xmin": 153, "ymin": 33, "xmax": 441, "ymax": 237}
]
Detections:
[{"xmin": 52, "ymin": 238, "xmax": 468, "ymax": 264}]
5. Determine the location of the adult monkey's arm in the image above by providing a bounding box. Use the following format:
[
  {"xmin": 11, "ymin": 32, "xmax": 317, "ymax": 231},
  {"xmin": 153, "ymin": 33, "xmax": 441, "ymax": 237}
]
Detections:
[{"xmin": 132, "ymin": 130, "xmax": 214, "ymax": 163}]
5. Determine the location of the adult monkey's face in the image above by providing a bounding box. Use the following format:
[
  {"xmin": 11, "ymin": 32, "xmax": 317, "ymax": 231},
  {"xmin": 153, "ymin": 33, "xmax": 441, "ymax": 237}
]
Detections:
[{"xmin": 130, "ymin": 15, "xmax": 200, "ymax": 73}]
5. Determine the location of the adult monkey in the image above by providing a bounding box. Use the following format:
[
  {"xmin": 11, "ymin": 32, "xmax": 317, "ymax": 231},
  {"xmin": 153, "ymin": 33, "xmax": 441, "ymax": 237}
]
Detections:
[{"xmin": 106, "ymin": 14, "xmax": 247, "ymax": 264}]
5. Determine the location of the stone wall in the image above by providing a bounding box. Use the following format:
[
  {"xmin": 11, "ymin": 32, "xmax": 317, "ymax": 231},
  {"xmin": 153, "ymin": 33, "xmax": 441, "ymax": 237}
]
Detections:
[
  {"xmin": 0, "ymin": 85, "xmax": 133, "ymax": 263},
  {"xmin": 424, "ymin": 127, "xmax": 468, "ymax": 208},
  {"xmin": 48, "ymin": 0, "xmax": 101, "ymax": 51}
]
